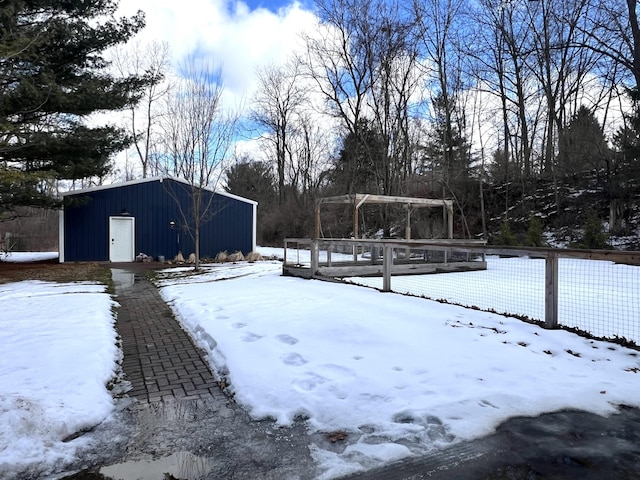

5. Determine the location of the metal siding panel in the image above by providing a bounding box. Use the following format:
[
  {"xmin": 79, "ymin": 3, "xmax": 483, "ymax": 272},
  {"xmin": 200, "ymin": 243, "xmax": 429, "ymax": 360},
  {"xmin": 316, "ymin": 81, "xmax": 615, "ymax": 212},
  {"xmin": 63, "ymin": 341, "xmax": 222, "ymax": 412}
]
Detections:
[
  {"xmin": 64, "ymin": 190, "xmax": 111, "ymax": 261},
  {"xmin": 200, "ymin": 192, "xmax": 253, "ymax": 257}
]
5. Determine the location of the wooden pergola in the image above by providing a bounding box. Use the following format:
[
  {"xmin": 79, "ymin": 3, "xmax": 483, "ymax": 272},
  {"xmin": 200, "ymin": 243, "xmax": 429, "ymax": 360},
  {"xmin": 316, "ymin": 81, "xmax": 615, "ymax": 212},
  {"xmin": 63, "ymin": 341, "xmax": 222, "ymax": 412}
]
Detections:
[{"xmin": 315, "ymin": 194, "xmax": 454, "ymax": 239}]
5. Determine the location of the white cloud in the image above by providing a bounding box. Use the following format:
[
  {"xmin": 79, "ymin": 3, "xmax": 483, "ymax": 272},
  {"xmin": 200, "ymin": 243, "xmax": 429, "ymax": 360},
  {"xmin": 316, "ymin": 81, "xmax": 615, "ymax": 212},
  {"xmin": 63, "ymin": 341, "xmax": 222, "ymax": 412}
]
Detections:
[{"xmin": 117, "ymin": 0, "xmax": 318, "ymax": 102}]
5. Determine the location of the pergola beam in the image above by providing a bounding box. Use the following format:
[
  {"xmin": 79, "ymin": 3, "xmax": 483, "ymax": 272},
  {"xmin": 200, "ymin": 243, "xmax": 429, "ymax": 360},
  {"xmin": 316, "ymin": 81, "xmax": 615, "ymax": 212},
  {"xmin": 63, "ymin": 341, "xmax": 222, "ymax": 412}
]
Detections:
[{"xmin": 315, "ymin": 193, "xmax": 454, "ymax": 239}]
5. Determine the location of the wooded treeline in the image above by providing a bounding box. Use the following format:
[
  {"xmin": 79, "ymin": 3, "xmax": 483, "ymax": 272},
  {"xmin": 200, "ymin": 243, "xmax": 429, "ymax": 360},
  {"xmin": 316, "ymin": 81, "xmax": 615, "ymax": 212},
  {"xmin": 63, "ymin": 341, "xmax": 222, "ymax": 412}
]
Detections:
[{"xmin": 225, "ymin": 0, "xmax": 640, "ymax": 246}]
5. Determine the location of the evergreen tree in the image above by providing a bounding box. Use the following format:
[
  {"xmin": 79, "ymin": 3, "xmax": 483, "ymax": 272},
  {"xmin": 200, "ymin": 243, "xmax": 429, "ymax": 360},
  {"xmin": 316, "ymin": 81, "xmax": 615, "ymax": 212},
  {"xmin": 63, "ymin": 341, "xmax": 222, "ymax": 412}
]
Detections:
[
  {"xmin": 422, "ymin": 93, "xmax": 472, "ymax": 190},
  {"xmin": 525, "ymin": 216, "xmax": 545, "ymax": 247},
  {"xmin": 0, "ymin": 0, "xmax": 147, "ymax": 219},
  {"xmin": 575, "ymin": 210, "xmax": 610, "ymax": 250},
  {"xmin": 225, "ymin": 159, "xmax": 277, "ymax": 208},
  {"xmin": 495, "ymin": 220, "xmax": 518, "ymax": 246},
  {"xmin": 329, "ymin": 120, "xmax": 387, "ymax": 195},
  {"xmin": 557, "ymin": 106, "xmax": 609, "ymax": 176}
]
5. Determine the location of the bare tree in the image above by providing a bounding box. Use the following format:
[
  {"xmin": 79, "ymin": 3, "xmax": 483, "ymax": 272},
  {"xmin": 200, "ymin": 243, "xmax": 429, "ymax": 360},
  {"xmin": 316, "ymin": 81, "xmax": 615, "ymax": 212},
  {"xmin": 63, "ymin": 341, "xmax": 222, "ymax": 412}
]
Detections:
[
  {"xmin": 251, "ymin": 60, "xmax": 307, "ymax": 205},
  {"xmin": 367, "ymin": 0, "xmax": 423, "ymax": 195},
  {"xmin": 301, "ymin": 0, "xmax": 376, "ymax": 137},
  {"xmin": 111, "ymin": 40, "xmax": 172, "ymax": 178},
  {"xmin": 303, "ymin": 0, "xmax": 423, "ymax": 198},
  {"xmin": 581, "ymin": 0, "xmax": 640, "ymax": 94},
  {"xmin": 160, "ymin": 58, "xmax": 239, "ymax": 270},
  {"xmin": 470, "ymin": 0, "xmax": 538, "ymax": 181}
]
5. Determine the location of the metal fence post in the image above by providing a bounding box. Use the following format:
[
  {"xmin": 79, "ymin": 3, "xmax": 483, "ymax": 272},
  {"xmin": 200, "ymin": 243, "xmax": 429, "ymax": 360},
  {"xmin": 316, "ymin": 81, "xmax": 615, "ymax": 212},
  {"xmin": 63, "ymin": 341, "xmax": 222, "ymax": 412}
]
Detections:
[
  {"xmin": 383, "ymin": 245, "xmax": 392, "ymax": 292},
  {"xmin": 545, "ymin": 253, "xmax": 559, "ymax": 328}
]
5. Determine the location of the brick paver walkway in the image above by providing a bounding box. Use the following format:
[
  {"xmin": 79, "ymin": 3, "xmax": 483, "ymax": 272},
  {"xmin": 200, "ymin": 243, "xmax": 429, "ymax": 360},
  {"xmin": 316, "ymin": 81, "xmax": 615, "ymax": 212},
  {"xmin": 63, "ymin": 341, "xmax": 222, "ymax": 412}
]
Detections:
[{"xmin": 112, "ymin": 267, "xmax": 222, "ymax": 403}]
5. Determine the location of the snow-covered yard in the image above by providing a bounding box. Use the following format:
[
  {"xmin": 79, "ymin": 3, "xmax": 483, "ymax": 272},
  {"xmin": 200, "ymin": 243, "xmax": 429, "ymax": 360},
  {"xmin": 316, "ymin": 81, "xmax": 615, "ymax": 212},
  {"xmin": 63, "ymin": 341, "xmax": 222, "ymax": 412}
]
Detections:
[
  {"xmin": 347, "ymin": 255, "xmax": 640, "ymax": 343},
  {"xmin": 0, "ymin": 276, "xmax": 119, "ymax": 479},
  {"xmin": 156, "ymin": 249, "xmax": 640, "ymax": 478},
  {"xmin": 1, "ymin": 248, "xmax": 639, "ymax": 479}
]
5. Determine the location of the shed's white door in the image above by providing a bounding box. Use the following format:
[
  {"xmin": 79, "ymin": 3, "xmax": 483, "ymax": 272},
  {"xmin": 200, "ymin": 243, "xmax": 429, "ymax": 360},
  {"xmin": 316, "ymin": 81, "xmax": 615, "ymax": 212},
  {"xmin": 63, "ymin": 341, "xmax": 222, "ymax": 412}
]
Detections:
[{"xmin": 109, "ymin": 216, "xmax": 135, "ymax": 262}]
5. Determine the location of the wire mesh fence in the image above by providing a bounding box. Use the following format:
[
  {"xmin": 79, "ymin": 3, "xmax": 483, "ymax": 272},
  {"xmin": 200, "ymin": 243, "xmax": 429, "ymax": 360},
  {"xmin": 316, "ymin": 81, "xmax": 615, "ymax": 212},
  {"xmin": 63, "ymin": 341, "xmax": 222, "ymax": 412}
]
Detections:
[
  {"xmin": 367, "ymin": 255, "xmax": 546, "ymax": 320},
  {"xmin": 283, "ymin": 239, "xmax": 640, "ymax": 346},
  {"xmin": 557, "ymin": 258, "xmax": 639, "ymax": 343}
]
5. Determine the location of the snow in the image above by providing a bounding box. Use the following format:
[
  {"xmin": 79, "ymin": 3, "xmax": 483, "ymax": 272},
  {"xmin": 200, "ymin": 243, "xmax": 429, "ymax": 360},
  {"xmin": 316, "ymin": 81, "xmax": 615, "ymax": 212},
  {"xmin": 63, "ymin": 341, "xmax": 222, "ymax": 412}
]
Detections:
[
  {"xmin": 346, "ymin": 255, "xmax": 640, "ymax": 343},
  {"xmin": 2, "ymin": 247, "xmax": 639, "ymax": 479},
  {"xmin": 0, "ymin": 280, "xmax": 118, "ymax": 479},
  {"xmin": 0, "ymin": 251, "xmax": 58, "ymax": 263},
  {"xmin": 156, "ymin": 247, "xmax": 640, "ymax": 478}
]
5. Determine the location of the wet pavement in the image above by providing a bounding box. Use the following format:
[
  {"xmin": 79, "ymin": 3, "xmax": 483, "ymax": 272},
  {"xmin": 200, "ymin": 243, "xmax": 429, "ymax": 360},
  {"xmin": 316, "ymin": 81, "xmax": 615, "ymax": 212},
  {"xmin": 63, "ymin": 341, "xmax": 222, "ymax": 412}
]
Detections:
[
  {"xmin": 61, "ymin": 263, "xmax": 640, "ymax": 480},
  {"xmin": 343, "ymin": 406, "xmax": 640, "ymax": 479},
  {"xmin": 111, "ymin": 267, "xmax": 223, "ymax": 402}
]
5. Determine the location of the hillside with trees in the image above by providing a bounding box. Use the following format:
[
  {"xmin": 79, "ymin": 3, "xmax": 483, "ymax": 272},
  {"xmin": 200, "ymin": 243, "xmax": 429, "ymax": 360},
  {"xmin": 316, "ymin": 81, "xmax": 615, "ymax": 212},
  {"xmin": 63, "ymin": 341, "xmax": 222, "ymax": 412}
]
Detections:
[{"xmin": 225, "ymin": 0, "xmax": 640, "ymax": 251}]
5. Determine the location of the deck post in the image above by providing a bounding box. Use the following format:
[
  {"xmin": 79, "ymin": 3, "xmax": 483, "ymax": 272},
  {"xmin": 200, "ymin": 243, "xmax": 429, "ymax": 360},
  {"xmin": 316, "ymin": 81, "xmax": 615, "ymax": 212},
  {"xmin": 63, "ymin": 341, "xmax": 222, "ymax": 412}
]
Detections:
[
  {"xmin": 382, "ymin": 245, "xmax": 392, "ymax": 292},
  {"xmin": 545, "ymin": 253, "xmax": 559, "ymax": 328},
  {"xmin": 310, "ymin": 240, "xmax": 319, "ymax": 275}
]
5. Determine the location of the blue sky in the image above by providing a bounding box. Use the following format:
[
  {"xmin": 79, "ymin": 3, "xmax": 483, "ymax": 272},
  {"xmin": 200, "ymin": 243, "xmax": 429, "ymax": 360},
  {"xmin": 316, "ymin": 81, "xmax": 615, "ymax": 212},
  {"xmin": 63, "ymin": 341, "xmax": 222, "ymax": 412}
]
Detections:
[{"xmin": 240, "ymin": 0, "xmax": 313, "ymax": 11}]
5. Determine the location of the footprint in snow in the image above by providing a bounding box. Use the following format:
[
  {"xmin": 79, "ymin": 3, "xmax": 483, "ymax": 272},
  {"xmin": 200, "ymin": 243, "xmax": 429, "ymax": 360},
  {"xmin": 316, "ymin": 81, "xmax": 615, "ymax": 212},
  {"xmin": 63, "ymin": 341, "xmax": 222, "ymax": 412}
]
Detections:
[
  {"xmin": 292, "ymin": 372, "xmax": 327, "ymax": 392},
  {"xmin": 276, "ymin": 334, "xmax": 299, "ymax": 345},
  {"xmin": 479, "ymin": 399, "xmax": 499, "ymax": 409},
  {"xmin": 241, "ymin": 332, "xmax": 263, "ymax": 342},
  {"xmin": 282, "ymin": 352, "xmax": 308, "ymax": 366},
  {"xmin": 232, "ymin": 322, "xmax": 247, "ymax": 329}
]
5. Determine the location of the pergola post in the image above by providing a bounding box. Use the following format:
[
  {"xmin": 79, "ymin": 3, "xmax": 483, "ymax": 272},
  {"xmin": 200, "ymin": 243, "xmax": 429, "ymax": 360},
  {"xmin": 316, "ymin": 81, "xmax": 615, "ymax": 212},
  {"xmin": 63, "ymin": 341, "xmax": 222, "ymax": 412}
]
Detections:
[
  {"xmin": 447, "ymin": 202, "xmax": 454, "ymax": 239},
  {"xmin": 315, "ymin": 201, "xmax": 321, "ymax": 238}
]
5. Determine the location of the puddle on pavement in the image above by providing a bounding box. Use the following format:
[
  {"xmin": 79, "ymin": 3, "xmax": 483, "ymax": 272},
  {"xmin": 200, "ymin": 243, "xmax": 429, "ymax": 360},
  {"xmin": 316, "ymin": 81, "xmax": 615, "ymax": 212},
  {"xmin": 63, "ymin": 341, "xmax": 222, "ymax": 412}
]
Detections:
[
  {"xmin": 111, "ymin": 269, "xmax": 134, "ymax": 289},
  {"xmin": 64, "ymin": 451, "xmax": 215, "ymax": 480},
  {"xmin": 100, "ymin": 451, "xmax": 216, "ymax": 480}
]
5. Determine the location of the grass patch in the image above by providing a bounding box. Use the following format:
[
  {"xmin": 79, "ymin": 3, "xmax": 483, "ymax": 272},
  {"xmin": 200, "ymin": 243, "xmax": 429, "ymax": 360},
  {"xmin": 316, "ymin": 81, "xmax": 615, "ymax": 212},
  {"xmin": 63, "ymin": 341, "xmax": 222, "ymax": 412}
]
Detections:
[{"xmin": 0, "ymin": 261, "xmax": 112, "ymax": 288}]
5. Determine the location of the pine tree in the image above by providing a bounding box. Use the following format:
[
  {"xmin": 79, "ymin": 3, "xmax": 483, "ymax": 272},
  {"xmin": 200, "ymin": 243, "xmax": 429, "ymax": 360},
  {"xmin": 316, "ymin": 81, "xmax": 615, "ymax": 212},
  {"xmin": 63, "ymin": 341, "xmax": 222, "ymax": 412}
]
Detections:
[
  {"xmin": 225, "ymin": 159, "xmax": 277, "ymax": 208},
  {"xmin": 0, "ymin": 0, "xmax": 147, "ymax": 219},
  {"xmin": 577, "ymin": 210, "xmax": 610, "ymax": 250},
  {"xmin": 525, "ymin": 216, "xmax": 545, "ymax": 247},
  {"xmin": 557, "ymin": 106, "xmax": 609, "ymax": 176},
  {"xmin": 495, "ymin": 220, "xmax": 518, "ymax": 246}
]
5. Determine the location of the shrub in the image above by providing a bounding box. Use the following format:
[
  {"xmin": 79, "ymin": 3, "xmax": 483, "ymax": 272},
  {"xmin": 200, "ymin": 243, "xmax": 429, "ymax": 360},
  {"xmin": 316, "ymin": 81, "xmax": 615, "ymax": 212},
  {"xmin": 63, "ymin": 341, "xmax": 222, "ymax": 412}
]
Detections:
[
  {"xmin": 575, "ymin": 210, "xmax": 610, "ymax": 249},
  {"xmin": 227, "ymin": 251, "xmax": 245, "ymax": 262},
  {"xmin": 245, "ymin": 251, "xmax": 263, "ymax": 262},
  {"xmin": 525, "ymin": 216, "xmax": 546, "ymax": 247},
  {"xmin": 495, "ymin": 220, "xmax": 519, "ymax": 246}
]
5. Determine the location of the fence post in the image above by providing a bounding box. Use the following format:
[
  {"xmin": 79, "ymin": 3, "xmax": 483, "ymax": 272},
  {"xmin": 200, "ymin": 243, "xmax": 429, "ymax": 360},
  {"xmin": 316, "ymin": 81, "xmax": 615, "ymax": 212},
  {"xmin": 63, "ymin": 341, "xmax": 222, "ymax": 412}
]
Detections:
[
  {"xmin": 310, "ymin": 240, "xmax": 318, "ymax": 275},
  {"xmin": 382, "ymin": 245, "xmax": 392, "ymax": 292},
  {"xmin": 284, "ymin": 240, "xmax": 288, "ymax": 266},
  {"xmin": 545, "ymin": 253, "xmax": 559, "ymax": 328}
]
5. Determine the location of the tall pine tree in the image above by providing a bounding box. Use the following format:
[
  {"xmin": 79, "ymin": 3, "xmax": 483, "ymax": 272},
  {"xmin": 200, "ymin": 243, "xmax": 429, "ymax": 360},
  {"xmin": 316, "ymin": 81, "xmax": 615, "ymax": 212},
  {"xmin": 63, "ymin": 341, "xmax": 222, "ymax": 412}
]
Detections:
[{"xmin": 0, "ymin": 0, "xmax": 147, "ymax": 219}]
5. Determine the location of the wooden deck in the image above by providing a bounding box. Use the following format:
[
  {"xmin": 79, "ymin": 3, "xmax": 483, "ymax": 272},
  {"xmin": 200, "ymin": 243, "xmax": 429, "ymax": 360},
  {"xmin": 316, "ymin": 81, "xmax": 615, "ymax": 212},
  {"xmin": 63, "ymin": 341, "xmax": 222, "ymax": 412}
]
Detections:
[{"xmin": 283, "ymin": 260, "xmax": 487, "ymax": 279}]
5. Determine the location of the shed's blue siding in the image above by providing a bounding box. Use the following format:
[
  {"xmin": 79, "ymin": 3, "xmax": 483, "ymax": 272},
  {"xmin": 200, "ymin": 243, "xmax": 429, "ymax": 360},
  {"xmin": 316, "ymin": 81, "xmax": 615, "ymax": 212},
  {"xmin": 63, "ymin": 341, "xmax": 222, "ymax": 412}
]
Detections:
[{"xmin": 63, "ymin": 178, "xmax": 254, "ymax": 262}]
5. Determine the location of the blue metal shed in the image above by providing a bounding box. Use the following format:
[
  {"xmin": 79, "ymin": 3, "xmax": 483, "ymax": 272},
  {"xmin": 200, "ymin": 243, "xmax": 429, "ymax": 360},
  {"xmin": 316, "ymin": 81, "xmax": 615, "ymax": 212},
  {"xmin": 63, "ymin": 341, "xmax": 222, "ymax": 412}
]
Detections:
[{"xmin": 59, "ymin": 177, "xmax": 257, "ymax": 262}]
